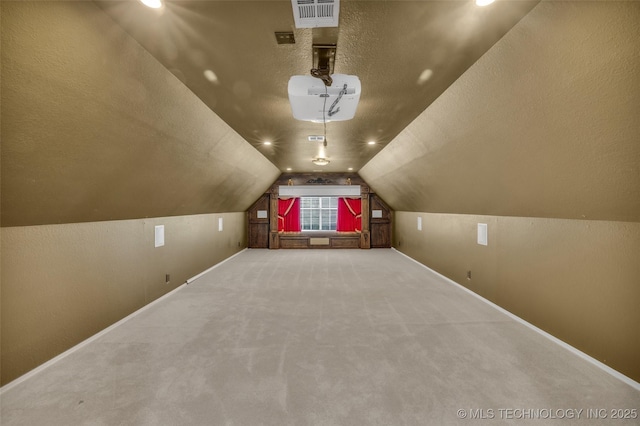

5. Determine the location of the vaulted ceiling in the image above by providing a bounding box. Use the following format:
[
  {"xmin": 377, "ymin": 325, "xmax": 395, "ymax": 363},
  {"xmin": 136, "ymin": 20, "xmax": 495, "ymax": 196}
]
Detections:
[
  {"xmin": 96, "ymin": 0, "xmax": 539, "ymax": 173},
  {"xmin": 5, "ymin": 1, "xmax": 636, "ymax": 227}
]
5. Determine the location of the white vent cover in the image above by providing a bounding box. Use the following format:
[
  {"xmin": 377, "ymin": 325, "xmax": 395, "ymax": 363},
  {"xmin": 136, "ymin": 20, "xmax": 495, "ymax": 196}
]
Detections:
[
  {"xmin": 291, "ymin": 0, "xmax": 339, "ymax": 28},
  {"xmin": 288, "ymin": 74, "xmax": 361, "ymax": 122},
  {"xmin": 308, "ymin": 135, "xmax": 325, "ymax": 142}
]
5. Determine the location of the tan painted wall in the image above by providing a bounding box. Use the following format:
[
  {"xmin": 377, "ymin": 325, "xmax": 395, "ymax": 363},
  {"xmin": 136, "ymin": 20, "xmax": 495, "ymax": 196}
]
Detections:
[
  {"xmin": 1, "ymin": 213, "xmax": 247, "ymax": 385},
  {"xmin": 360, "ymin": 1, "xmax": 640, "ymax": 222},
  {"xmin": 1, "ymin": 1, "xmax": 280, "ymax": 227},
  {"xmin": 0, "ymin": 1, "xmax": 278, "ymax": 385},
  {"xmin": 361, "ymin": 2, "xmax": 640, "ymax": 382},
  {"xmin": 394, "ymin": 212, "xmax": 640, "ymax": 382}
]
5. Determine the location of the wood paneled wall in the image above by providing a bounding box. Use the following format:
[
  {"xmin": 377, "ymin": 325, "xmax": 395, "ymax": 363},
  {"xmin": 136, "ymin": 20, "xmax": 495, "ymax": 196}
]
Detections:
[
  {"xmin": 247, "ymin": 173, "xmax": 392, "ymax": 249},
  {"xmin": 247, "ymin": 195, "xmax": 270, "ymax": 248},
  {"xmin": 370, "ymin": 195, "xmax": 392, "ymax": 248}
]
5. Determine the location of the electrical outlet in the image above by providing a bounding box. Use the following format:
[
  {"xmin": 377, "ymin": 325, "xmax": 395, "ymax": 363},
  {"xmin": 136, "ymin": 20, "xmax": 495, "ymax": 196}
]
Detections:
[{"xmin": 165, "ymin": 274, "xmax": 170, "ymax": 284}]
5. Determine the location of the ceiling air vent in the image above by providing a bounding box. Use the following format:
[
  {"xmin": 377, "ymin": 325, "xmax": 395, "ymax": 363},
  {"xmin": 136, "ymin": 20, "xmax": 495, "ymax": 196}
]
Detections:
[
  {"xmin": 308, "ymin": 135, "xmax": 325, "ymax": 142},
  {"xmin": 291, "ymin": 0, "xmax": 339, "ymax": 28}
]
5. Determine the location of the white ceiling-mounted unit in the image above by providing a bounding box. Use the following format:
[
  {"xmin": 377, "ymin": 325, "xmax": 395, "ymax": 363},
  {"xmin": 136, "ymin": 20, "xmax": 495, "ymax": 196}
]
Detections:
[
  {"xmin": 291, "ymin": 0, "xmax": 340, "ymax": 28},
  {"xmin": 288, "ymin": 74, "xmax": 361, "ymax": 122}
]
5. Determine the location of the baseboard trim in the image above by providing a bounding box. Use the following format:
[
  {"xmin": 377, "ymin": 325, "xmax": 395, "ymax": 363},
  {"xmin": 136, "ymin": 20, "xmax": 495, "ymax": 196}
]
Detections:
[
  {"xmin": 186, "ymin": 248, "xmax": 247, "ymax": 284},
  {"xmin": 1, "ymin": 249, "xmax": 247, "ymax": 394},
  {"xmin": 391, "ymin": 248, "xmax": 640, "ymax": 392}
]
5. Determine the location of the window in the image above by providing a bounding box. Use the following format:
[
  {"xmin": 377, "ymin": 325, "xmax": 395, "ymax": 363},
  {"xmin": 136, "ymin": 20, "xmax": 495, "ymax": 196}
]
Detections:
[{"xmin": 300, "ymin": 197, "xmax": 337, "ymax": 231}]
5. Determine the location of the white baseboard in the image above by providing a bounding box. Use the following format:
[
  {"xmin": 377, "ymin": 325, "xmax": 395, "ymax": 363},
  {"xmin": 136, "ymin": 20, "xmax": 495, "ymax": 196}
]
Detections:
[
  {"xmin": 392, "ymin": 248, "xmax": 640, "ymax": 392},
  {"xmin": 186, "ymin": 248, "xmax": 246, "ymax": 284},
  {"xmin": 1, "ymin": 249, "xmax": 247, "ymax": 395}
]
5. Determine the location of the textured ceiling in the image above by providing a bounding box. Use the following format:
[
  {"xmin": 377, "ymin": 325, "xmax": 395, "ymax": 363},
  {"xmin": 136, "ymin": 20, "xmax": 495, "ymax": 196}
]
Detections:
[{"xmin": 96, "ymin": 0, "xmax": 539, "ymax": 173}]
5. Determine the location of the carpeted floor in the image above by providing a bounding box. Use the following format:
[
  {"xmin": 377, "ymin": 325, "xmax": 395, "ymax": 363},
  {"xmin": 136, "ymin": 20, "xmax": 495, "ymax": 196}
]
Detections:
[{"xmin": 1, "ymin": 249, "xmax": 639, "ymax": 425}]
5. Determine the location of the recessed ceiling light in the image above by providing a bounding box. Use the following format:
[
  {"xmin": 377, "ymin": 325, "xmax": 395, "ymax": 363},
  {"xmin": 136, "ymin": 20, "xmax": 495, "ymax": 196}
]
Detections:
[
  {"xmin": 286, "ymin": 167, "xmax": 292, "ymax": 171},
  {"xmin": 140, "ymin": 0, "xmax": 163, "ymax": 9},
  {"xmin": 476, "ymin": 0, "xmax": 495, "ymax": 6},
  {"xmin": 263, "ymin": 141, "xmax": 272, "ymax": 146},
  {"xmin": 348, "ymin": 167, "xmax": 353, "ymax": 171},
  {"xmin": 368, "ymin": 141, "xmax": 376, "ymax": 145},
  {"xmin": 203, "ymin": 69, "xmax": 218, "ymax": 84},
  {"xmin": 417, "ymin": 69, "xmax": 433, "ymax": 85}
]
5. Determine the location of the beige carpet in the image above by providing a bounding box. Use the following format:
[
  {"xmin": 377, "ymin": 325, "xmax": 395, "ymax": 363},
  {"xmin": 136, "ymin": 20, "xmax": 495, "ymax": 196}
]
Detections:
[{"xmin": 2, "ymin": 249, "xmax": 639, "ymax": 425}]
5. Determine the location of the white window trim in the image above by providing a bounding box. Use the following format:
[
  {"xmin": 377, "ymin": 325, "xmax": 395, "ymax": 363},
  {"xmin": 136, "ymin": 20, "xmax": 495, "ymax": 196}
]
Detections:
[{"xmin": 300, "ymin": 196, "xmax": 337, "ymax": 231}]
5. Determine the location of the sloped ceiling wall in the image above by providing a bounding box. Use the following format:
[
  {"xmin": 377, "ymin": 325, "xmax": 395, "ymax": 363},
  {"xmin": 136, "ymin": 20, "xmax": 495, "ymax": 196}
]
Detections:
[
  {"xmin": 360, "ymin": 1, "xmax": 640, "ymax": 223},
  {"xmin": 1, "ymin": 1, "xmax": 280, "ymax": 227}
]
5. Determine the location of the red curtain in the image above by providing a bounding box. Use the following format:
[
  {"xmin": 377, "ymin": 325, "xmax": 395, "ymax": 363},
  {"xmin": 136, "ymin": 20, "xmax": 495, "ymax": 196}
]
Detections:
[
  {"xmin": 278, "ymin": 198, "xmax": 300, "ymax": 232},
  {"xmin": 337, "ymin": 197, "xmax": 361, "ymax": 232}
]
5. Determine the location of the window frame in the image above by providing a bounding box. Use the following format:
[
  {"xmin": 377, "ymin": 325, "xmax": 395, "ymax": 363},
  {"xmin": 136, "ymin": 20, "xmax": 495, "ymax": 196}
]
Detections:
[{"xmin": 299, "ymin": 196, "xmax": 338, "ymax": 231}]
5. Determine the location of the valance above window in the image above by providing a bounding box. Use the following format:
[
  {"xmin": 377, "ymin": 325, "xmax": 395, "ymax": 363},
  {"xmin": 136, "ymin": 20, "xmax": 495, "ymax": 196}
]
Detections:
[{"xmin": 279, "ymin": 185, "xmax": 360, "ymax": 197}]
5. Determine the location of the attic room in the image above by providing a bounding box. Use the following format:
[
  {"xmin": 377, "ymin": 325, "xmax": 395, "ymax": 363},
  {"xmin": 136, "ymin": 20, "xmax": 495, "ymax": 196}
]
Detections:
[{"xmin": 1, "ymin": 0, "xmax": 639, "ymax": 423}]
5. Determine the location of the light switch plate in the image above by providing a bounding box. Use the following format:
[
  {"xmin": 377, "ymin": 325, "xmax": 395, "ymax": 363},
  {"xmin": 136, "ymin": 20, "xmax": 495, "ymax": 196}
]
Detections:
[
  {"xmin": 155, "ymin": 225, "xmax": 165, "ymax": 247},
  {"xmin": 477, "ymin": 223, "xmax": 488, "ymax": 246}
]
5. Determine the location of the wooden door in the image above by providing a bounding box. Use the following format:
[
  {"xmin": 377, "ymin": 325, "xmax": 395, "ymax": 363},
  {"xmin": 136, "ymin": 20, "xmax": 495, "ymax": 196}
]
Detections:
[
  {"xmin": 370, "ymin": 194, "xmax": 392, "ymax": 248},
  {"xmin": 247, "ymin": 194, "xmax": 270, "ymax": 248}
]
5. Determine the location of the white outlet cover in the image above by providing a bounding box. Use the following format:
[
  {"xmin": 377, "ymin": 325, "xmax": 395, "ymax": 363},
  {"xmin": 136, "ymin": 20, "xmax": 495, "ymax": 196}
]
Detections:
[
  {"xmin": 417, "ymin": 216, "xmax": 422, "ymax": 231},
  {"xmin": 155, "ymin": 225, "xmax": 165, "ymax": 247},
  {"xmin": 477, "ymin": 223, "xmax": 488, "ymax": 246},
  {"xmin": 218, "ymin": 217, "xmax": 224, "ymax": 232}
]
